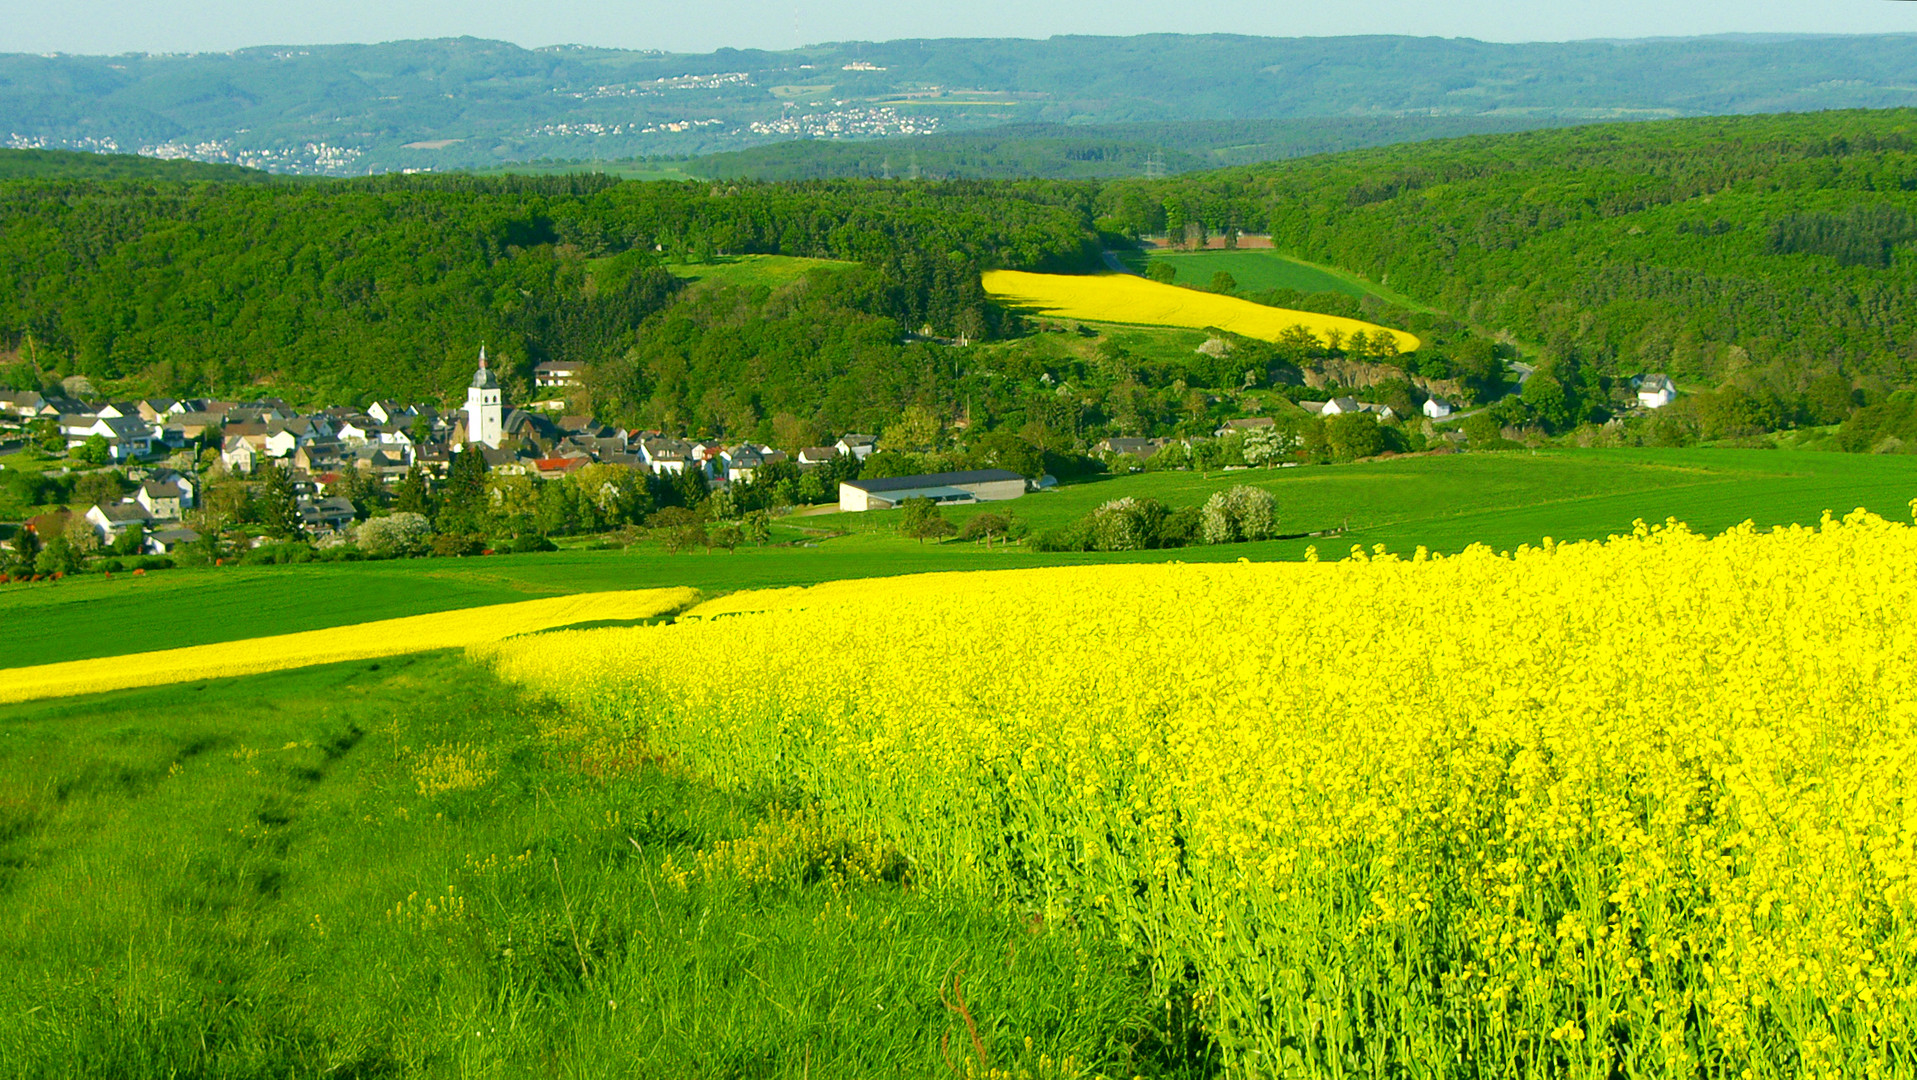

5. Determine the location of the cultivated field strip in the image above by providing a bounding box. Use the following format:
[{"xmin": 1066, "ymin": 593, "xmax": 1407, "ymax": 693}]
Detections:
[
  {"xmin": 982, "ymin": 268, "xmax": 1422, "ymax": 352},
  {"xmin": 0, "ymin": 588, "xmax": 696, "ymax": 704},
  {"xmin": 484, "ymin": 514, "xmax": 1917, "ymax": 1077}
]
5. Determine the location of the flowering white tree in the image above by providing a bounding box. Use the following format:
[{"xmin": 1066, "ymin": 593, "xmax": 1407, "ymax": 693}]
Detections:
[{"xmin": 1241, "ymin": 426, "xmax": 1300, "ymax": 467}]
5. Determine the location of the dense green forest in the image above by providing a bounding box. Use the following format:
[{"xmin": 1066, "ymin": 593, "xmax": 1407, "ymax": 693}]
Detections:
[
  {"xmin": 0, "ymin": 149, "xmax": 273, "ymax": 183},
  {"xmin": 1104, "ymin": 109, "xmax": 1917, "ymax": 400},
  {"xmin": 0, "ymin": 174, "xmax": 1094, "ymax": 402},
  {"xmin": 9, "ymin": 34, "xmax": 1917, "ymax": 173},
  {"xmin": 11, "ymin": 108, "xmax": 1917, "ymax": 447}
]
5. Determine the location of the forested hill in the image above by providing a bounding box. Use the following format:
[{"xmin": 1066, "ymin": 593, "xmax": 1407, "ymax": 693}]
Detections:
[
  {"xmin": 10, "ymin": 108, "xmax": 1917, "ymax": 427},
  {"xmin": 9, "ymin": 34, "xmax": 1917, "ymax": 174},
  {"xmin": 1104, "ymin": 108, "xmax": 1917, "ymax": 394},
  {"xmin": 0, "ymin": 173, "xmax": 1096, "ymax": 402},
  {"xmin": 0, "ymin": 149, "xmax": 273, "ymax": 183}
]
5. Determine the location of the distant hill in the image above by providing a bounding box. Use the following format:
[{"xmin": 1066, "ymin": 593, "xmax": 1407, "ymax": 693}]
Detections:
[
  {"xmin": 674, "ymin": 117, "xmax": 1597, "ymax": 181},
  {"xmin": 8, "ymin": 33, "xmax": 1917, "ymax": 175},
  {"xmin": 0, "ymin": 149, "xmax": 272, "ymax": 182}
]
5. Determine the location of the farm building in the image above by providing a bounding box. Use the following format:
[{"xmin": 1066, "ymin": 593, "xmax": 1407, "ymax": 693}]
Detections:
[{"xmin": 838, "ymin": 469, "xmax": 1028, "ymax": 513}]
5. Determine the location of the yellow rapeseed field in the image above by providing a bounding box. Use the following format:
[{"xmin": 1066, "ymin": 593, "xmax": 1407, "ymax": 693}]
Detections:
[
  {"xmin": 484, "ymin": 515, "xmax": 1917, "ymax": 1078},
  {"xmin": 982, "ymin": 269, "xmax": 1422, "ymax": 353},
  {"xmin": 0, "ymin": 587, "xmax": 694, "ymax": 704}
]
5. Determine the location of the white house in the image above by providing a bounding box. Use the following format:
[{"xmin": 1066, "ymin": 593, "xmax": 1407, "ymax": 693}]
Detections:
[
  {"xmin": 722, "ymin": 444, "xmax": 785, "ymax": 483},
  {"xmin": 834, "ymin": 434, "xmax": 878, "ymax": 461},
  {"xmin": 263, "ymin": 425, "xmax": 304, "ymax": 459},
  {"xmin": 464, "ymin": 348, "xmax": 506, "ymax": 448},
  {"xmin": 534, "ymin": 360, "xmax": 585, "ymax": 389},
  {"xmin": 1637, "ymin": 374, "xmax": 1677, "ymax": 409},
  {"xmin": 838, "ymin": 468, "xmax": 1028, "ymax": 513},
  {"xmin": 83, "ymin": 502, "xmax": 153, "ymax": 543},
  {"xmin": 1318, "ymin": 398, "xmax": 1396, "ymax": 420},
  {"xmin": 640, "ymin": 438, "xmax": 695, "ymax": 475},
  {"xmin": 68, "ymin": 415, "xmax": 156, "ymax": 461},
  {"xmin": 221, "ymin": 435, "xmax": 259, "ymax": 474},
  {"xmin": 797, "ymin": 446, "xmax": 840, "ymax": 467},
  {"xmin": 1422, "ymin": 397, "xmax": 1454, "ymax": 420},
  {"xmin": 367, "ymin": 400, "xmax": 410, "ymax": 425},
  {"xmin": 335, "ymin": 418, "xmax": 378, "ymax": 446}
]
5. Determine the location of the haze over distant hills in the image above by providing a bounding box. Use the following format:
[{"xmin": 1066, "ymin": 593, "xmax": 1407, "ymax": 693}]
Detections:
[{"xmin": 5, "ymin": 33, "xmax": 1917, "ymax": 175}]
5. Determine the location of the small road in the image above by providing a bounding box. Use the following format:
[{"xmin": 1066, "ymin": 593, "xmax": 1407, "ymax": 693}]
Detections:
[{"xmin": 1100, "ymin": 250, "xmax": 1139, "ymax": 275}]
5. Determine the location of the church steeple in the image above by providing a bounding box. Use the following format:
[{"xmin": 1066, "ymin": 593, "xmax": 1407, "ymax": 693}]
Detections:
[{"xmin": 463, "ymin": 345, "xmax": 505, "ymax": 447}]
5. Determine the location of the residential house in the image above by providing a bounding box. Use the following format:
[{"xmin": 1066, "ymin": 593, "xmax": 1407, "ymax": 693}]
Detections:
[
  {"xmin": 297, "ymin": 496, "xmax": 357, "ymax": 533},
  {"xmin": 34, "ymin": 396, "xmax": 87, "ymax": 419},
  {"xmin": 834, "ymin": 434, "xmax": 878, "ymax": 461},
  {"xmin": 1637, "ymin": 374, "xmax": 1677, "ymax": 409},
  {"xmin": 367, "ymin": 400, "xmax": 411, "ymax": 426},
  {"xmin": 534, "ymin": 455, "xmax": 592, "ymax": 479},
  {"xmin": 1214, "ymin": 417, "xmax": 1276, "ymax": 437},
  {"xmin": 1422, "ymin": 397, "xmax": 1455, "ymax": 420},
  {"xmin": 1095, "ymin": 437, "xmax": 1165, "ymax": 460},
  {"xmin": 68, "ymin": 415, "xmax": 156, "ymax": 461},
  {"xmin": 722, "ymin": 444, "xmax": 785, "ymax": 483},
  {"xmin": 292, "ymin": 441, "xmax": 345, "ymax": 474},
  {"xmin": 0, "ymin": 390, "xmax": 46, "ymax": 418},
  {"xmin": 146, "ymin": 526, "xmax": 202, "ymax": 554},
  {"xmin": 135, "ymin": 399, "xmax": 182, "ymax": 422},
  {"xmin": 477, "ymin": 445, "xmax": 529, "ymax": 475},
  {"xmin": 335, "ymin": 417, "xmax": 379, "ymax": 446},
  {"xmin": 641, "ymin": 438, "xmax": 696, "ymax": 475},
  {"xmin": 534, "ymin": 360, "xmax": 585, "ymax": 389},
  {"xmin": 262, "ymin": 422, "xmax": 308, "ymax": 459},
  {"xmin": 221, "ymin": 436, "xmax": 259, "ymax": 474},
  {"xmin": 1317, "ymin": 398, "xmax": 1395, "ymax": 420},
  {"xmin": 158, "ymin": 411, "xmax": 222, "ymax": 446},
  {"xmin": 95, "ymin": 401, "xmax": 142, "ymax": 420},
  {"xmin": 135, "ymin": 480, "xmax": 186, "ymax": 520},
  {"xmin": 838, "ymin": 469, "xmax": 1029, "ymax": 513},
  {"xmin": 797, "ymin": 446, "xmax": 840, "ymax": 467},
  {"xmin": 83, "ymin": 502, "xmax": 153, "ymax": 543}
]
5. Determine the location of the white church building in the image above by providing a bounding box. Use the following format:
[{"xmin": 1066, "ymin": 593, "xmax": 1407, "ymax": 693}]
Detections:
[{"xmin": 464, "ymin": 347, "xmax": 506, "ymax": 448}]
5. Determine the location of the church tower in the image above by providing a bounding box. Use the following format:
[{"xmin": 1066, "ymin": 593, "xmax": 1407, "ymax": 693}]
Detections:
[{"xmin": 463, "ymin": 346, "xmax": 505, "ymax": 448}]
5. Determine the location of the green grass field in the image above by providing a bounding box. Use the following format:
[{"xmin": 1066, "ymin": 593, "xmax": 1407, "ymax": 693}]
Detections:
[
  {"xmin": 664, "ymin": 254, "xmax": 858, "ymax": 289},
  {"xmin": 6, "ymin": 448, "xmax": 1913, "ymax": 671},
  {"xmin": 0, "ymin": 656, "xmax": 1194, "ymax": 1076},
  {"xmin": 820, "ymin": 446, "xmax": 1917, "ymax": 561}
]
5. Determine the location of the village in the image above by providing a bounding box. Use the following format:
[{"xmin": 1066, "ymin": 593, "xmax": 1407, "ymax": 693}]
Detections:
[
  {"xmin": 0, "ymin": 351, "xmax": 1057, "ymax": 559},
  {"xmin": 0, "ymin": 345, "xmax": 1688, "ymax": 564}
]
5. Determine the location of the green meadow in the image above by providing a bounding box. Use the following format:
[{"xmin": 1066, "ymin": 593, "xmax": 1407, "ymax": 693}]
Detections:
[
  {"xmin": 664, "ymin": 254, "xmax": 859, "ymax": 290},
  {"xmin": 4, "ymin": 448, "xmax": 1914, "ymax": 670},
  {"xmin": 0, "ymin": 655, "xmax": 1195, "ymax": 1077}
]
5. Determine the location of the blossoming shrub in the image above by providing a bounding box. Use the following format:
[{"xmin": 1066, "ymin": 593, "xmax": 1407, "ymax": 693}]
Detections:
[{"xmin": 483, "ymin": 514, "xmax": 1917, "ymax": 1078}]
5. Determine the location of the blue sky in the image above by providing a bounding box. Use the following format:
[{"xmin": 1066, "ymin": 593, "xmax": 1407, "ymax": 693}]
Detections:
[{"xmin": 2, "ymin": 0, "xmax": 1913, "ymax": 55}]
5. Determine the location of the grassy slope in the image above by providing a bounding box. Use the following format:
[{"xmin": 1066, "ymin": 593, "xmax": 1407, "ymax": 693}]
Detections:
[
  {"xmin": 820, "ymin": 446, "xmax": 1917, "ymax": 552},
  {"xmin": 663, "ymin": 254, "xmax": 858, "ymax": 289},
  {"xmin": 0, "ymin": 656, "xmax": 1187, "ymax": 1076},
  {"xmin": 5, "ymin": 448, "xmax": 1912, "ymax": 670}
]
